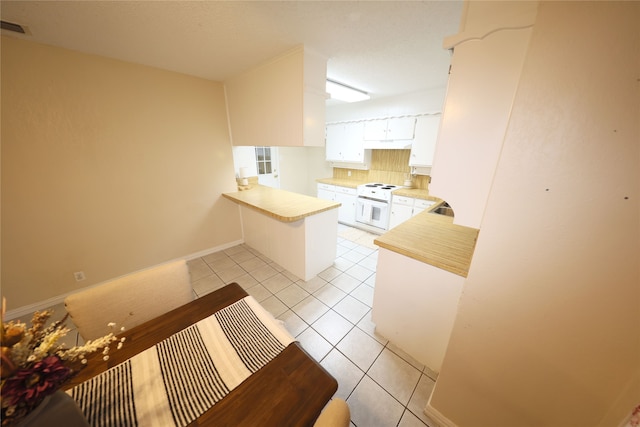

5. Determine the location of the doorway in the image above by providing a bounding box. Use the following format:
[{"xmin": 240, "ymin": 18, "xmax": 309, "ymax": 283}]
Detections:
[
  {"xmin": 232, "ymin": 146, "xmax": 280, "ymax": 189},
  {"xmin": 255, "ymin": 146, "xmax": 280, "ymax": 188}
]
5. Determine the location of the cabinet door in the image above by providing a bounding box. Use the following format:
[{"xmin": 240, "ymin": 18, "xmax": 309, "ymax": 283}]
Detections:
[
  {"xmin": 341, "ymin": 122, "xmax": 365, "ymax": 162},
  {"xmin": 334, "ymin": 190, "xmax": 357, "ymax": 226},
  {"xmin": 412, "ymin": 199, "xmax": 436, "ymax": 216},
  {"xmin": 325, "ymin": 124, "xmax": 345, "ymax": 161},
  {"xmin": 363, "ymin": 119, "xmax": 388, "ymax": 141},
  {"xmin": 386, "ymin": 117, "xmax": 416, "ymax": 140},
  {"xmin": 389, "ymin": 197, "xmax": 414, "ymax": 229},
  {"xmin": 410, "ymin": 115, "xmax": 441, "ymax": 167},
  {"xmin": 326, "ymin": 122, "xmax": 366, "ymax": 163},
  {"xmin": 317, "ymin": 183, "xmax": 335, "ymax": 201}
]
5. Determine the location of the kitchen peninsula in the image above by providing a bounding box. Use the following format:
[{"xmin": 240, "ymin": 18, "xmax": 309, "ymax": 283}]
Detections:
[
  {"xmin": 223, "ymin": 185, "xmax": 340, "ymax": 281},
  {"xmin": 372, "ymin": 210, "xmax": 479, "ymax": 373}
]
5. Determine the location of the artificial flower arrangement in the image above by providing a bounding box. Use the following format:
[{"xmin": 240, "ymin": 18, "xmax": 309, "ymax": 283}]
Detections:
[
  {"xmin": 0, "ymin": 298, "xmax": 125, "ymax": 426},
  {"xmin": 630, "ymin": 404, "xmax": 640, "ymax": 427}
]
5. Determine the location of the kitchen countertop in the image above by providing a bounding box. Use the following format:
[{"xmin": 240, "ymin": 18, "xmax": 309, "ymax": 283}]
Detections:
[
  {"xmin": 391, "ymin": 188, "xmax": 439, "ymax": 201},
  {"xmin": 223, "ymin": 185, "xmax": 340, "ymax": 223},
  {"xmin": 316, "ymin": 177, "xmax": 362, "ymax": 188},
  {"xmin": 318, "ymin": 176, "xmax": 478, "ymax": 276},
  {"xmin": 316, "ymin": 178, "xmax": 438, "ymax": 201},
  {"xmin": 374, "ymin": 211, "xmax": 479, "ymax": 278}
]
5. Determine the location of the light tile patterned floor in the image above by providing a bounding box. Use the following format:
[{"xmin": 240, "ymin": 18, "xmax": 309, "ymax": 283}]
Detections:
[{"xmin": 22, "ymin": 224, "xmax": 439, "ymax": 427}]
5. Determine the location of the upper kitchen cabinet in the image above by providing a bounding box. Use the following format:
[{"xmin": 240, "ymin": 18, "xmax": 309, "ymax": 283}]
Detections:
[
  {"xmin": 363, "ymin": 119, "xmax": 388, "ymax": 141},
  {"xmin": 409, "ymin": 114, "xmax": 441, "ymax": 172},
  {"xmin": 225, "ymin": 46, "xmax": 327, "ymax": 147},
  {"xmin": 363, "ymin": 117, "xmax": 416, "ymax": 149},
  {"xmin": 325, "ymin": 121, "xmax": 372, "ymax": 169},
  {"xmin": 364, "ymin": 117, "xmax": 416, "ymax": 141},
  {"xmin": 428, "ymin": 2, "xmax": 538, "ymax": 229}
]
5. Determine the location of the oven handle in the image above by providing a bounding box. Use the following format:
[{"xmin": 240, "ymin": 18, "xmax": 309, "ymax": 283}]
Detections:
[{"xmin": 357, "ymin": 196, "xmax": 389, "ymax": 206}]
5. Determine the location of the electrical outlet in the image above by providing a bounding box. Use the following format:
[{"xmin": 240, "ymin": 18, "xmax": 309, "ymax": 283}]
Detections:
[
  {"xmin": 74, "ymin": 271, "xmax": 86, "ymax": 281},
  {"xmin": 348, "ymin": 170, "xmax": 352, "ymax": 177}
]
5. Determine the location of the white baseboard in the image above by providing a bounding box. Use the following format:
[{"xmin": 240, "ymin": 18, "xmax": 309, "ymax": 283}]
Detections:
[
  {"xmin": 5, "ymin": 239, "xmax": 245, "ymax": 320},
  {"xmin": 423, "ymin": 386, "xmax": 639, "ymax": 427},
  {"xmin": 184, "ymin": 239, "xmax": 244, "ymax": 261},
  {"xmin": 4, "ymin": 294, "xmax": 70, "ymax": 322},
  {"xmin": 423, "ymin": 402, "xmax": 458, "ymax": 427}
]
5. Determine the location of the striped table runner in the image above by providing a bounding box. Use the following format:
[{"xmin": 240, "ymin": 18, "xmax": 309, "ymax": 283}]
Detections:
[{"xmin": 67, "ymin": 296, "xmax": 295, "ymax": 427}]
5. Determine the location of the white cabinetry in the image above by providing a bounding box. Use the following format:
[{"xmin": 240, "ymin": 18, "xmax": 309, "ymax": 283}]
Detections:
[
  {"xmin": 410, "ymin": 114, "xmax": 441, "ymax": 169},
  {"xmin": 413, "ymin": 199, "xmax": 435, "ymax": 215},
  {"xmin": 362, "ymin": 119, "xmax": 388, "ymax": 141},
  {"xmin": 389, "ymin": 196, "xmax": 414, "ymax": 229},
  {"xmin": 225, "ymin": 46, "xmax": 326, "ymax": 147},
  {"xmin": 317, "ymin": 183, "xmax": 357, "ymax": 226},
  {"xmin": 389, "ymin": 195, "xmax": 436, "ymax": 229},
  {"xmin": 317, "ymin": 183, "xmax": 335, "ymax": 201},
  {"xmin": 334, "ymin": 186, "xmax": 357, "ymax": 226},
  {"xmin": 364, "ymin": 117, "xmax": 416, "ymax": 141},
  {"xmin": 325, "ymin": 125, "xmax": 344, "ymax": 160},
  {"xmin": 325, "ymin": 122, "xmax": 371, "ymax": 168}
]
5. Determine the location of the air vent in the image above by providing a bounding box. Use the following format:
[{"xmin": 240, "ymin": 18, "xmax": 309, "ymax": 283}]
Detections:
[{"xmin": 1, "ymin": 20, "xmax": 28, "ymax": 34}]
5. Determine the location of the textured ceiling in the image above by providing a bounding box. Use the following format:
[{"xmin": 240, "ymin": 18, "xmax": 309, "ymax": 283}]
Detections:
[{"xmin": 0, "ymin": 1, "xmax": 463, "ymax": 102}]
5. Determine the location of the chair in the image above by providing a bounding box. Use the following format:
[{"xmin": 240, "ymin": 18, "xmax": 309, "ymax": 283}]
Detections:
[
  {"xmin": 64, "ymin": 260, "xmax": 193, "ymax": 341},
  {"xmin": 313, "ymin": 398, "xmax": 350, "ymax": 427}
]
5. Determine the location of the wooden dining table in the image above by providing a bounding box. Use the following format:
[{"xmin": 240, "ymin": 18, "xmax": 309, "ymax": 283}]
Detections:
[{"xmin": 62, "ymin": 283, "xmax": 338, "ymax": 426}]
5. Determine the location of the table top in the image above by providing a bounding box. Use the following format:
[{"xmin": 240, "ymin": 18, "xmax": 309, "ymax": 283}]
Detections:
[{"xmin": 63, "ymin": 283, "xmax": 338, "ymax": 426}]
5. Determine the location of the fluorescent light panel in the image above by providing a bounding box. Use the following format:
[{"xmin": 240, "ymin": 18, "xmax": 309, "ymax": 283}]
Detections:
[{"xmin": 326, "ymin": 79, "xmax": 370, "ymax": 103}]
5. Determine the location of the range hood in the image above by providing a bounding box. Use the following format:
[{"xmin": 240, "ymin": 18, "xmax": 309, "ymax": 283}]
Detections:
[{"xmin": 363, "ymin": 139, "xmax": 413, "ymax": 149}]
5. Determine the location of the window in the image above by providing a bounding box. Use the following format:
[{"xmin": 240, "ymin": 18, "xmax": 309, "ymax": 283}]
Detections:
[{"xmin": 255, "ymin": 146, "xmax": 272, "ymax": 175}]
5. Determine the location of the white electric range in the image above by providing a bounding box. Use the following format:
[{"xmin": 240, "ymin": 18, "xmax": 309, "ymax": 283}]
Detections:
[{"xmin": 355, "ymin": 183, "xmax": 402, "ymax": 232}]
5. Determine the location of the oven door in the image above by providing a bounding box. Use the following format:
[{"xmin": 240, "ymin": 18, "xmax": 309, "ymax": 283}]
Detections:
[{"xmin": 356, "ymin": 197, "xmax": 390, "ymax": 230}]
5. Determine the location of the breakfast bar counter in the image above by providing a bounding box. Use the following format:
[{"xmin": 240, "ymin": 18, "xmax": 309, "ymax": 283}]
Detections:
[
  {"xmin": 223, "ymin": 185, "xmax": 340, "ymax": 222},
  {"xmin": 374, "ymin": 209, "xmax": 479, "ymax": 278},
  {"xmin": 223, "ymin": 186, "xmax": 340, "ymax": 281},
  {"xmin": 371, "ymin": 208, "xmax": 479, "ymax": 373}
]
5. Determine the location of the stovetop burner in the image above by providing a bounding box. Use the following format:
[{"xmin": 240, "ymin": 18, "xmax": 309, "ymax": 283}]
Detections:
[
  {"xmin": 365, "ymin": 183, "xmax": 397, "ymax": 189},
  {"xmin": 357, "ymin": 182, "xmax": 402, "ymax": 203}
]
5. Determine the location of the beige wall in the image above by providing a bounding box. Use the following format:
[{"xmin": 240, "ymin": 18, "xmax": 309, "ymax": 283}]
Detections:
[
  {"xmin": 430, "ymin": 2, "xmax": 639, "ymax": 426},
  {"xmin": 1, "ymin": 37, "xmax": 242, "ymax": 311}
]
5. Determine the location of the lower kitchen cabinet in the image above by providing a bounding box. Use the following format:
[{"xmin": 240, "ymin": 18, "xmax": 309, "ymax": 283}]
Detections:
[
  {"xmin": 334, "ymin": 186, "xmax": 357, "ymax": 226},
  {"xmin": 389, "ymin": 195, "xmax": 435, "ymax": 229},
  {"xmin": 413, "ymin": 198, "xmax": 436, "ymax": 215},
  {"xmin": 317, "ymin": 183, "xmax": 357, "ymax": 226},
  {"xmin": 389, "ymin": 196, "xmax": 414, "ymax": 229},
  {"xmin": 317, "ymin": 183, "xmax": 335, "ymax": 202}
]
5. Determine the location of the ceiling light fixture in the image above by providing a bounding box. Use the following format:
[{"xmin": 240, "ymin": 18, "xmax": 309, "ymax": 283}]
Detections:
[{"xmin": 326, "ymin": 79, "xmax": 370, "ymax": 103}]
